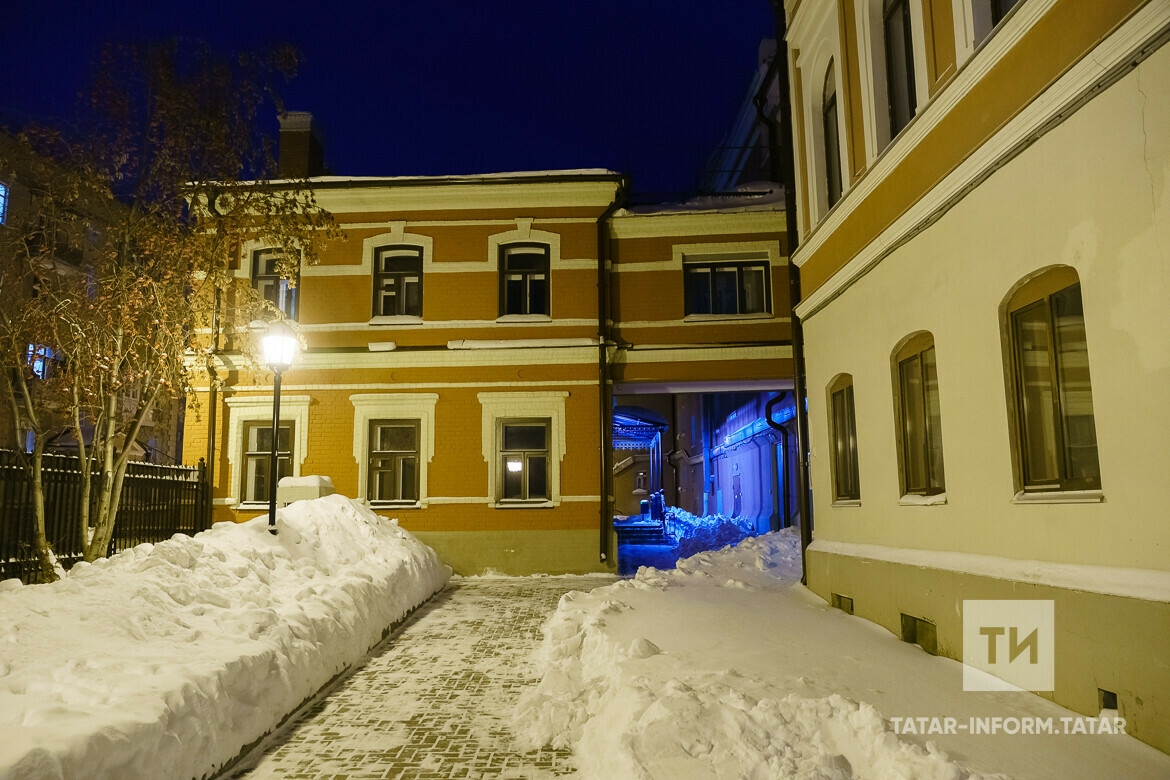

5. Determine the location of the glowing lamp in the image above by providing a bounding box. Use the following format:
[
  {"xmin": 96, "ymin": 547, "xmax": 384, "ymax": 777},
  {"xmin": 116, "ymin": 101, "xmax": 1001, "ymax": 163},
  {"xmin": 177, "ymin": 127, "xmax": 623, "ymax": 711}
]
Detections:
[{"xmin": 262, "ymin": 321, "xmax": 298, "ymax": 371}]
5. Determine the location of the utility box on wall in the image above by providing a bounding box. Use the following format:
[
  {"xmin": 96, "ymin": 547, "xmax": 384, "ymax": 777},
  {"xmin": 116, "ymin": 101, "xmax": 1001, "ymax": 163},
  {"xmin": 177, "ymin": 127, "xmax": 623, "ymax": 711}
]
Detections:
[{"xmin": 277, "ymin": 475, "xmax": 335, "ymax": 507}]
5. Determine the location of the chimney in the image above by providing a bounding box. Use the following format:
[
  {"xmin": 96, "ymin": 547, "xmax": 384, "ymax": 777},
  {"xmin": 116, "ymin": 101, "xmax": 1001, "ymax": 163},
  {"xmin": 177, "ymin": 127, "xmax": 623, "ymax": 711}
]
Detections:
[{"xmin": 278, "ymin": 111, "xmax": 325, "ymax": 178}]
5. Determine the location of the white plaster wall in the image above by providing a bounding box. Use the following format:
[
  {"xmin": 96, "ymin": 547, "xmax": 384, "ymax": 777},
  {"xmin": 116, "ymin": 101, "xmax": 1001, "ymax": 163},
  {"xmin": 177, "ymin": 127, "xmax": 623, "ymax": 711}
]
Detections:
[{"xmin": 802, "ymin": 44, "xmax": 1170, "ymax": 571}]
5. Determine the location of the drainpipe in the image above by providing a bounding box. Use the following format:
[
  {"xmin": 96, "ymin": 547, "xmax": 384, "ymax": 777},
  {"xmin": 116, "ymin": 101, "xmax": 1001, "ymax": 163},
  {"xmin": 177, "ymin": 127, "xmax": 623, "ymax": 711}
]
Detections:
[
  {"xmin": 598, "ymin": 178, "xmax": 629, "ymax": 564},
  {"xmin": 760, "ymin": 3, "xmax": 814, "ymax": 584},
  {"xmin": 204, "ymin": 285, "xmax": 222, "ymax": 526}
]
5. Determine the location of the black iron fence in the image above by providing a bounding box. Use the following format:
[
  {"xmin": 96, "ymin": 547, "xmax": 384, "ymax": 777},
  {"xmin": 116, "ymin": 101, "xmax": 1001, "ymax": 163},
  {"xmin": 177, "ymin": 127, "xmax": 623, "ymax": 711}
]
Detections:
[{"xmin": 0, "ymin": 450, "xmax": 211, "ymax": 583}]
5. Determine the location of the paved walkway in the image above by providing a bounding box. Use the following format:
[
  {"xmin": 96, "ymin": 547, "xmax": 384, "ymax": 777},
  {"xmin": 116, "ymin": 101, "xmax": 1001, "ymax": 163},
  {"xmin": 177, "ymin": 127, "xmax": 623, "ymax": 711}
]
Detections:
[{"xmin": 230, "ymin": 576, "xmax": 615, "ymax": 780}]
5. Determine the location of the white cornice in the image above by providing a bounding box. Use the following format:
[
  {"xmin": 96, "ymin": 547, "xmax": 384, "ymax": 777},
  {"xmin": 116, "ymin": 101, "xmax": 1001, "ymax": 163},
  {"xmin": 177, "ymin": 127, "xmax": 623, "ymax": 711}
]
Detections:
[
  {"xmin": 211, "ymin": 346, "xmax": 600, "ymax": 371},
  {"xmin": 609, "ymin": 210, "xmax": 785, "ymax": 239},
  {"xmin": 612, "ymin": 345, "xmax": 792, "ymax": 364},
  {"xmin": 795, "ymin": 1, "xmax": 1169, "ymax": 320},
  {"xmin": 312, "ymin": 179, "xmax": 620, "ymax": 215}
]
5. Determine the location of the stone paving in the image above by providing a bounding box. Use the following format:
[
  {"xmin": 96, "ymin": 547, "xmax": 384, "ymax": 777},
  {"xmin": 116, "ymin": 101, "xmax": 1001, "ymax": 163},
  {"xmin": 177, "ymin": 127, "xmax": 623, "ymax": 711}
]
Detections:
[{"xmin": 229, "ymin": 576, "xmax": 615, "ymax": 780}]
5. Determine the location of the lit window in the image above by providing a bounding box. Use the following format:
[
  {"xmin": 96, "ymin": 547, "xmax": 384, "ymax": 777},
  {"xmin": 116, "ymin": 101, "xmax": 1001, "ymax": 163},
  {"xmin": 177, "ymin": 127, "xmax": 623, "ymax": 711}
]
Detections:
[
  {"xmin": 0, "ymin": 181, "xmax": 8, "ymax": 225},
  {"xmin": 499, "ymin": 244, "xmax": 550, "ymax": 316},
  {"xmin": 373, "ymin": 245, "xmax": 422, "ymax": 317},
  {"xmin": 498, "ymin": 419, "xmax": 550, "ymax": 502},
  {"xmin": 894, "ymin": 334, "xmax": 945, "ymax": 496},
  {"xmin": 684, "ymin": 260, "xmax": 771, "ymax": 316},
  {"xmin": 884, "ymin": 0, "xmax": 917, "ymax": 138},
  {"xmin": 1005, "ymin": 273, "xmax": 1100, "ymax": 492},
  {"xmin": 242, "ymin": 422, "xmax": 293, "ymax": 503},
  {"xmin": 368, "ymin": 419, "xmax": 420, "ymax": 504},
  {"xmin": 829, "ymin": 375, "xmax": 860, "ymax": 501},
  {"xmin": 252, "ymin": 248, "xmax": 298, "ymax": 320},
  {"xmin": 822, "ymin": 60, "xmax": 843, "ymax": 209},
  {"xmin": 27, "ymin": 344, "xmax": 55, "ymax": 380}
]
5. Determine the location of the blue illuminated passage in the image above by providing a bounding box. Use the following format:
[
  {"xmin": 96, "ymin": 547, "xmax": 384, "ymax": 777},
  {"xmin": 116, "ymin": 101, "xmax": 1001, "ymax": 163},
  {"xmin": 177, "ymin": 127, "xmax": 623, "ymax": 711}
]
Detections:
[{"xmin": 0, "ymin": 181, "xmax": 8, "ymax": 224}]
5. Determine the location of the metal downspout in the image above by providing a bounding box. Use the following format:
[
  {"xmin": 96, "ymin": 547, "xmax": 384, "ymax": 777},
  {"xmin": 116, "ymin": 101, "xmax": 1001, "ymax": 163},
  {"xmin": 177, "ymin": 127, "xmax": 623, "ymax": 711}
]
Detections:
[
  {"xmin": 598, "ymin": 179, "xmax": 628, "ymax": 564},
  {"xmin": 760, "ymin": 4, "xmax": 814, "ymax": 584}
]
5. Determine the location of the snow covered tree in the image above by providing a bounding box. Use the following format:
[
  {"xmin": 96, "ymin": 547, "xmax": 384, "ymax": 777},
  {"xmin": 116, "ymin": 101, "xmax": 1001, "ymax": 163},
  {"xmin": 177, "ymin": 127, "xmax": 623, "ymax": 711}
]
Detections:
[{"xmin": 0, "ymin": 41, "xmax": 339, "ymax": 580}]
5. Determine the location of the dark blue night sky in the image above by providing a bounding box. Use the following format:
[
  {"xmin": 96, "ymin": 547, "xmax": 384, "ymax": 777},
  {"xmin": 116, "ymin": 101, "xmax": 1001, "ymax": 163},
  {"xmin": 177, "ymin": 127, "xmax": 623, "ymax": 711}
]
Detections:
[{"xmin": 1, "ymin": 0, "xmax": 776, "ymax": 197}]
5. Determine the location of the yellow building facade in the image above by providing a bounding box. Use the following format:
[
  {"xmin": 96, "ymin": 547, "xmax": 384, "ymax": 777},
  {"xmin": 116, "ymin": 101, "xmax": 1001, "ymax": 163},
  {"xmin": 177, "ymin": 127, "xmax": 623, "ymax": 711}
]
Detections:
[
  {"xmin": 184, "ymin": 171, "xmax": 790, "ymax": 576},
  {"xmin": 784, "ymin": 0, "xmax": 1170, "ymax": 752}
]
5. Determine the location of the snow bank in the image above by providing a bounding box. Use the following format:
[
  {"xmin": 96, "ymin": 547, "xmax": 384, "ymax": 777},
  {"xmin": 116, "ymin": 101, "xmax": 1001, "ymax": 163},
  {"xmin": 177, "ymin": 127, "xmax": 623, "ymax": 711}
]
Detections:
[
  {"xmin": 0, "ymin": 495, "xmax": 450, "ymax": 780},
  {"xmin": 664, "ymin": 507, "xmax": 756, "ymax": 560},
  {"xmin": 514, "ymin": 531, "xmax": 986, "ymax": 779}
]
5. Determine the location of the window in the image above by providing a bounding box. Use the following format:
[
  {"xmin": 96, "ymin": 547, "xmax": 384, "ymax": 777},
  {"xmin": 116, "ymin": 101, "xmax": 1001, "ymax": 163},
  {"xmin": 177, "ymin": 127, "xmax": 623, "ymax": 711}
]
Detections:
[
  {"xmin": 829, "ymin": 375, "xmax": 860, "ymax": 501},
  {"xmin": 373, "ymin": 245, "xmax": 422, "ymax": 317},
  {"xmin": 972, "ymin": 0, "xmax": 1022, "ymax": 43},
  {"xmin": 242, "ymin": 422, "xmax": 293, "ymax": 503},
  {"xmin": 0, "ymin": 181, "xmax": 8, "ymax": 225},
  {"xmin": 684, "ymin": 260, "xmax": 770, "ymax": 316},
  {"xmin": 884, "ymin": 0, "xmax": 918, "ymax": 138},
  {"xmin": 1006, "ymin": 274, "xmax": 1100, "ymax": 492},
  {"xmin": 822, "ymin": 61, "xmax": 843, "ymax": 209},
  {"xmin": 498, "ymin": 420, "xmax": 551, "ymax": 502},
  {"xmin": 499, "ymin": 243, "xmax": 550, "ymax": 316},
  {"xmin": 26, "ymin": 344, "xmax": 55, "ymax": 380},
  {"xmin": 252, "ymin": 248, "xmax": 298, "ymax": 320},
  {"xmin": 368, "ymin": 420, "xmax": 420, "ymax": 504},
  {"xmin": 894, "ymin": 334, "xmax": 945, "ymax": 495}
]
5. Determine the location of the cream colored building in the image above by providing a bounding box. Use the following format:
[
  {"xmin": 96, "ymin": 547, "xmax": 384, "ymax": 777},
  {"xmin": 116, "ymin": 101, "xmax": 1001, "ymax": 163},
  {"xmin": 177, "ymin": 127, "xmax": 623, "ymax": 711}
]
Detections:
[{"xmin": 783, "ymin": 0, "xmax": 1169, "ymax": 753}]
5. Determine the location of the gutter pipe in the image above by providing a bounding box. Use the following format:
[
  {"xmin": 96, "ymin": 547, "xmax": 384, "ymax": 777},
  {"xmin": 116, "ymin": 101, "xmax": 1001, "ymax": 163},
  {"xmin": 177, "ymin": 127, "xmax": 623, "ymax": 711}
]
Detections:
[
  {"xmin": 758, "ymin": 4, "xmax": 814, "ymax": 584},
  {"xmin": 598, "ymin": 178, "xmax": 629, "ymax": 564}
]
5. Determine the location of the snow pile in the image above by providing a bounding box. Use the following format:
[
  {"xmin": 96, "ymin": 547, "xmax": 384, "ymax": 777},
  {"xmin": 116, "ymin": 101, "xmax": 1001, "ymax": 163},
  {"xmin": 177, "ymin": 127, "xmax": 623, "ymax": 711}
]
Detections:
[
  {"xmin": 664, "ymin": 506, "xmax": 756, "ymax": 560},
  {"xmin": 514, "ymin": 531, "xmax": 987, "ymax": 779},
  {"xmin": 0, "ymin": 495, "xmax": 450, "ymax": 780}
]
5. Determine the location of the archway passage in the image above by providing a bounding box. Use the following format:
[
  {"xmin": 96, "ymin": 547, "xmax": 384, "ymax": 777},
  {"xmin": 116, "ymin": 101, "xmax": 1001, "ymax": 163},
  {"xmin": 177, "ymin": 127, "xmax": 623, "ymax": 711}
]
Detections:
[{"xmin": 611, "ymin": 389, "xmax": 803, "ymax": 575}]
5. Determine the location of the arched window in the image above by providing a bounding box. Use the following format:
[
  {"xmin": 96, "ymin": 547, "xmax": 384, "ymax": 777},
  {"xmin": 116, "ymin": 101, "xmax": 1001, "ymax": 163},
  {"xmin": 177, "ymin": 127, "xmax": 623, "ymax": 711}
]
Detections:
[
  {"xmin": 252, "ymin": 247, "xmax": 298, "ymax": 320},
  {"xmin": 892, "ymin": 332, "xmax": 945, "ymax": 496},
  {"xmin": 372, "ymin": 244, "xmax": 423, "ymax": 317},
  {"xmin": 884, "ymin": 0, "xmax": 917, "ymax": 138},
  {"xmin": 823, "ymin": 60, "xmax": 843, "ymax": 209},
  {"xmin": 828, "ymin": 374, "xmax": 860, "ymax": 501},
  {"xmin": 1001, "ymin": 267, "xmax": 1100, "ymax": 492},
  {"xmin": 499, "ymin": 243, "xmax": 550, "ymax": 316}
]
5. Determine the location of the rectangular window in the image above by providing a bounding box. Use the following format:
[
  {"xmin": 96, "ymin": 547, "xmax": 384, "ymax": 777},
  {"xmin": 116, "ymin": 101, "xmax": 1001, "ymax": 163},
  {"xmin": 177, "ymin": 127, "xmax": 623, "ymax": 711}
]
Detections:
[
  {"xmin": 252, "ymin": 248, "xmax": 298, "ymax": 320},
  {"xmin": 26, "ymin": 344, "xmax": 55, "ymax": 380},
  {"xmin": 898, "ymin": 345, "xmax": 945, "ymax": 495},
  {"xmin": 1011, "ymin": 284, "xmax": 1100, "ymax": 491},
  {"xmin": 499, "ymin": 420, "xmax": 551, "ymax": 501},
  {"xmin": 368, "ymin": 420, "xmax": 420, "ymax": 504},
  {"xmin": 243, "ymin": 422, "xmax": 293, "ymax": 503},
  {"xmin": 0, "ymin": 181, "xmax": 8, "ymax": 224},
  {"xmin": 374, "ymin": 246, "xmax": 422, "ymax": 317},
  {"xmin": 500, "ymin": 244, "xmax": 550, "ymax": 316},
  {"xmin": 831, "ymin": 382, "xmax": 860, "ymax": 501},
  {"xmin": 884, "ymin": 0, "xmax": 918, "ymax": 138},
  {"xmin": 684, "ymin": 261, "xmax": 771, "ymax": 316}
]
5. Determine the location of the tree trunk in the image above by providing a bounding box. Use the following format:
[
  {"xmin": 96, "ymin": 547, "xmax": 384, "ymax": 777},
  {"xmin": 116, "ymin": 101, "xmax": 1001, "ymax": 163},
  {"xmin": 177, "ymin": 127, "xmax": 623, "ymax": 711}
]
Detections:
[{"xmin": 29, "ymin": 440, "xmax": 59, "ymax": 582}]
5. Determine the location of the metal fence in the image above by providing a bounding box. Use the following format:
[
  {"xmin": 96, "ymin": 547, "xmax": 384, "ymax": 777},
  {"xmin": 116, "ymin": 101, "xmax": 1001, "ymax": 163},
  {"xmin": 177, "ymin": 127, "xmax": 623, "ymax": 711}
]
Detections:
[{"xmin": 0, "ymin": 450, "xmax": 211, "ymax": 583}]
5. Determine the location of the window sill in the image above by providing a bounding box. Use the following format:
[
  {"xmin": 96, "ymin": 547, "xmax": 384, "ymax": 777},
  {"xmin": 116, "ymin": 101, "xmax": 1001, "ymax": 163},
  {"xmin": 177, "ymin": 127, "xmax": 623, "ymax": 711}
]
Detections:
[
  {"xmin": 234, "ymin": 501, "xmax": 271, "ymax": 511},
  {"xmin": 899, "ymin": 493, "xmax": 947, "ymax": 506},
  {"xmin": 491, "ymin": 500, "xmax": 557, "ymax": 509},
  {"xmin": 1013, "ymin": 489, "xmax": 1104, "ymax": 505},
  {"xmin": 369, "ymin": 501, "xmax": 421, "ymax": 510},
  {"xmin": 831, "ymin": 499, "xmax": 862, "ymax": 508},
  {"xmin": 682, "ymin": 312, "xmax": 773, "ymax": 323},
  {"xmin": 495, "ymin": 314, "xmax": 552, "ymax": 323},
  {"xmin": 369, "ymin": 315, "xmax": 422, "ymax": 326}
]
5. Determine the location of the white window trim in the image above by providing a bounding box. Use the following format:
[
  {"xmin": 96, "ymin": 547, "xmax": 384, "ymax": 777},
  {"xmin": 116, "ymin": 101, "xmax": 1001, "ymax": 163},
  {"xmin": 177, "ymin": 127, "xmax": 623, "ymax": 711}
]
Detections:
[
  {"xmin": 225, "ymin": 395, "xmax": 311, "ymax": 507},
  {"xmin": 351, "ymin": 393, "xmax": 438, "ymax": 508},
  {"xmin": 677, "ymin": 241, "xmax": 779, "ymax": 320},
  {"xmin": 358, "ymin": 226, "xmax": 433, "ymax": 277},
  {"xmin": 233, "ymin": 239, "xmax": 302, "ymax": 280},
  {"xmin": 479, "ymin": 391, "xmax": 568, "ymax": 508},
  {"xmin": 792, "ymin": 1, "xmax": 844, "ymax": 223},
  {"xmin": 487, "ymin": 222, "xmax": 562, "ymax": 269}
]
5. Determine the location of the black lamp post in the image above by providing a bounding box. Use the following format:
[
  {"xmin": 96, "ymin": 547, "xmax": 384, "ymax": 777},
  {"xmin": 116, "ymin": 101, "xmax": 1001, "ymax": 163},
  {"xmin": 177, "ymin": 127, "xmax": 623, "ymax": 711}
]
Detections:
[{"xmin": 261, "ymin": 320, "xmax": 298, "ymax": 534}]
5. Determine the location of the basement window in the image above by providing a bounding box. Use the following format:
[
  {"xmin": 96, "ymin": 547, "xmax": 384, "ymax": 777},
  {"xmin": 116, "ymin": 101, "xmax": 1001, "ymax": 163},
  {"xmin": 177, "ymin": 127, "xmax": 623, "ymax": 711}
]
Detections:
[{"xmin": 900, "ymin": 612, "xmax": 937, "ymax": 655}]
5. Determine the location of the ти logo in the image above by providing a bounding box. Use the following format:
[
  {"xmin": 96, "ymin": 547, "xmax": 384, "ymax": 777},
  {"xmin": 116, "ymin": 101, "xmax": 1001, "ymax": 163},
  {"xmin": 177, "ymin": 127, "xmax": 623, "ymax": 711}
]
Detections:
[{"xmin": 962, "ymin": 600, "xmax": 1054, "ymax": 692}]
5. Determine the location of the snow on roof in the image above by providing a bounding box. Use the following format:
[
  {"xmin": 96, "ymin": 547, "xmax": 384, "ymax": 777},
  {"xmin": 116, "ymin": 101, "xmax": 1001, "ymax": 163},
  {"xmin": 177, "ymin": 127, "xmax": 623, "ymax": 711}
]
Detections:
[
  {"xmin": 615, "ymin": 181, "xmax": 785, "ymax": 217},
  {"xmin": 261, "ymin": 169, "xmax": 622, "ymax": 187}
]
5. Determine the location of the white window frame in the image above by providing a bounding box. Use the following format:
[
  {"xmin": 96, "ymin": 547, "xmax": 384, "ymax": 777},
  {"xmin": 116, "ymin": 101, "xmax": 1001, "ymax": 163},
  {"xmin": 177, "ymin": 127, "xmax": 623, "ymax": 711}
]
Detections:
[
  {"xmin": 487, "ymin": 224, "xmax": 561, "ymax": 322},
  {"xmin": 351, "ymin": 393, "xmax": 438, "ymax": 508},
  {"xmin": 224, "ymin": 395, "xmax": 311, "ymax": 507},
  {"xmin": 479, "ymin": 391, "xmax": 567, "ymax": 508}
]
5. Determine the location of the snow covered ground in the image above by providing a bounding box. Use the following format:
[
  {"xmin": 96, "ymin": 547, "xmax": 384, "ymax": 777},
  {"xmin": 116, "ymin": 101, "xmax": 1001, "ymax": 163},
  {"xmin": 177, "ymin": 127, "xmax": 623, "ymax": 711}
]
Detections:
[
  {"xmin": 515, "ymin": 529, "xmax": 1170, "ymax": 779},
  {"xmin": 0, "ymin": 495, "xmax": 450, "ymax": 780}
]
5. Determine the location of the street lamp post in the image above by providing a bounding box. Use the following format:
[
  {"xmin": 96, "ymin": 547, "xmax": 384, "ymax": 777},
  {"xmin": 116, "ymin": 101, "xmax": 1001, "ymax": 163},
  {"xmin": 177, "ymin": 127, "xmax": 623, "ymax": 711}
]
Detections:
[{"xmin": 261, "ymin": 321, "xmax": 298, "ymax": 534}]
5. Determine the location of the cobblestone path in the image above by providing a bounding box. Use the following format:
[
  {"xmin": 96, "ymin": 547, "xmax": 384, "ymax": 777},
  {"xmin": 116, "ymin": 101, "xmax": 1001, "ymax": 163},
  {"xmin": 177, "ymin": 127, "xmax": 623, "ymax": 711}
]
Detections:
[{"xmin": 230, "ymin": 576, "xmax": 615, "ymax": 780}]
